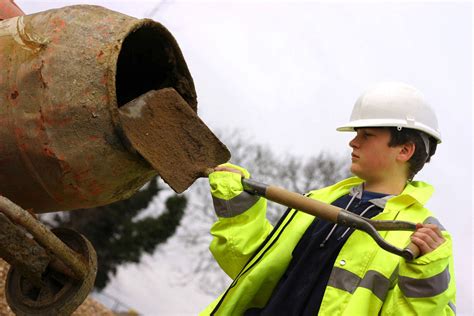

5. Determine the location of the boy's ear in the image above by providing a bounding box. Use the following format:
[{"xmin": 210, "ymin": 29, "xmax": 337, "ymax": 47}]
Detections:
[{"xmin": 397, "ymin": 142, "xmax": 416, "ymax": 162}]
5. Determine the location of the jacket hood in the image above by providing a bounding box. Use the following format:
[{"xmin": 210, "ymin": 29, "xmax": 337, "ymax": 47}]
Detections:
[{"xmin": 314, "ymin": 177, "xmax": 434, "ymax": 210}]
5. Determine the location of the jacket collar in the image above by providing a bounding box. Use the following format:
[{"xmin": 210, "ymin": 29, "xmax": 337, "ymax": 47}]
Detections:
[
  {"xmin": 348, "ymin": 184, "xmax": 394, "ymax": 209},
  {"xmin": 333, "ymin": 177, "xmax": 434, "ymax": 210},
  {"xmin": 386, "ymin": 180, "xmax": 434, "ymax": 210}
]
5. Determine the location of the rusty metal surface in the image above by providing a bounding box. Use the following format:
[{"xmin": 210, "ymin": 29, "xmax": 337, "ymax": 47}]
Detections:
[
  {"xmin": 119, "ymin": 88, "xmax": 230, "ymax": 193},
  {"xmin": 0, "ymin": 5, "xmax": 197, "ymax": 212},
  {"xmin": 0, "ymin": 213, "xmax": 49, "ymax": 286},
  {"xmin": 0, "ymin": 0, "xmax": 24, "ymax": 20}
]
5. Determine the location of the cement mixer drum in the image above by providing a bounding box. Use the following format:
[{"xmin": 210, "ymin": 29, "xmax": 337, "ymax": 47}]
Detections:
[{"xmin": 0, "ymin": 5, "xmax": 197, "ymax": 212}]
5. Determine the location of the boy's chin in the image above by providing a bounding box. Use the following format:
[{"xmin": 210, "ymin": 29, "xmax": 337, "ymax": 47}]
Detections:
[{"xmin": 350, "ymin": 167, "xmax": 366, "ymax": 180}]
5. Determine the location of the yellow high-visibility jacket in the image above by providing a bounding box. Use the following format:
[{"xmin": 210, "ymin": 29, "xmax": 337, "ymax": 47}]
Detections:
[{"xmin": 201, "ymin": 170, "xmax": 456, "ymax": 315}]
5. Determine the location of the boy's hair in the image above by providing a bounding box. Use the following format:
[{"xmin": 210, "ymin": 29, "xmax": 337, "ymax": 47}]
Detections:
[{"xmin": 387, "ymin": 127, "xmax": 438, "ymax": 181}]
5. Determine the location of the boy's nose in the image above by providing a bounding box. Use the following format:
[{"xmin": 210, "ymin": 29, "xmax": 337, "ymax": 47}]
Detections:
[{"xmin": 349, "ymin": 135, "xmax": 359, "ymax": 148}]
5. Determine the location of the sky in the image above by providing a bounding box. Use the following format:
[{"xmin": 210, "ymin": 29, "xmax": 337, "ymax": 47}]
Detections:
[{"xmin": 13, "ymin": 1, "xmax": 474, "ymax": 315}]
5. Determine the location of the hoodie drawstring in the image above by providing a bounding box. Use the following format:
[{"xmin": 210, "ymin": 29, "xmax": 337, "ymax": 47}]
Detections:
[{"xmin": 319, "ymin": 193, "xmax": 358, "ymax": 248}]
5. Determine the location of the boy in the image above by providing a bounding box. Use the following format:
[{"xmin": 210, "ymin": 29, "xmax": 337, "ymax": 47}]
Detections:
[{"xmin": 202, "ymin": 82, "xmax": 456, "ymax": 315}]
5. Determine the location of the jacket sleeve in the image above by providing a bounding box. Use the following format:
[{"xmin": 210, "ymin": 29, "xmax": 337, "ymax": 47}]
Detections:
[
  {"xmin": 382, "ymin": 229, "xmax": 456, "ymax": 315},
  {"xmin": 208, "ymin": 164, "xmax": 273, "ymax": 280}
]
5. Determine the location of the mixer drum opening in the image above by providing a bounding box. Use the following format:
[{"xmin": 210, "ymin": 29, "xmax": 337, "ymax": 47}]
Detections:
[{"xmin": 115, "ymin": 23, "xmax": 196, "ymax": 110}]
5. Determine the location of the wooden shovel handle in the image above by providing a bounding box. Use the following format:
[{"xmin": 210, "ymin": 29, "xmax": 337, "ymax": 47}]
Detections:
[
  {"xmin": 265, "ymin": 185, "xmax": 340, "ymax": 222},
  {"xmin": 403, "ymin": 241, "xmax": 421, "ymax": 259},
  {"xmin": 242, "ymin": 178, "xmax": 421, "ymax": 260}
]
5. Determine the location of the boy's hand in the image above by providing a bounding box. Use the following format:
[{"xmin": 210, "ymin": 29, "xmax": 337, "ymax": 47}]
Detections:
[{"xmin": 410, "ymin": 223, "xmax": 445, "ymax": 256}]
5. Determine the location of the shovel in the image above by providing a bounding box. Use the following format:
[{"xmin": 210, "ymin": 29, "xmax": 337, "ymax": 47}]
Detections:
[{"xmin": 118, "ymin": 88, "xmax": 420, "ymax": 261}]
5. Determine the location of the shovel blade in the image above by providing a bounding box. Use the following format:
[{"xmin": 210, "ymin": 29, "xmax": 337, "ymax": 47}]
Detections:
[{"xmin": 118, "ymin": 88, "xmax": 230, "ymax": 193}]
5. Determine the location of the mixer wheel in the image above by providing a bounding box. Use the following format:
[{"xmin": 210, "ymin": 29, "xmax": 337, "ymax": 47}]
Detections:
[{"xmin": 5, "ymin": 228, "xmax": 97, "ymax": 315}]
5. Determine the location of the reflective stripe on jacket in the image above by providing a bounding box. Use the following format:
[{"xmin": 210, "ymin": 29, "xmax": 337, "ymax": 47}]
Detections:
[{"xmin": 202, "ymin": 174, "xmax": 456, "ymax": 315}]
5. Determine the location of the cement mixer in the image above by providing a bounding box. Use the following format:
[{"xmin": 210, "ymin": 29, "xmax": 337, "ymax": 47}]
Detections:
[
  {"xmin": 0, "ymin": 3, "xmax": 230, "ymax": 314},
  {"xmin": 0, "ymin": 5, "xmax": 200, "ymax": 212}
]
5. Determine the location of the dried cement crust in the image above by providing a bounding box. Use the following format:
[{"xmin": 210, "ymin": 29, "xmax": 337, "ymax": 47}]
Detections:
[{"xmin": 119, "ymin": 88, "xmax": 230, "ymax": 193}]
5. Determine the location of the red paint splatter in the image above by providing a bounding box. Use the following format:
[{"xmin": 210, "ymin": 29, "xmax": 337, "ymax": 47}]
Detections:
[
  {"xmin": 14, "ymin": 127, "xmax": 24, "ymax": 138},
  {"xmin": 10, "ymin": 90, "xmax": 18, "ymax": 99},
  {"xmin": 41, "ymin": 106, "xmax": 72, "ymax": 127},
  {"xmin": 50, "ymin": 18, "xmax": 66, "ymax": 31},
  {"xmin": 43, "ymin": 146, "xmax": 56, "ymax": 158},
  {"xmin": 73, "ymin": 168, "xmax": 91, "ymax": 184},
  {"xmin": 43, "ymin": 116, "xmax": 72, "ymax": 127},
  {"xmin": 100, "ymin": 74, "xmax": 108, "ymax": 85},
  {"xmin": 88, "ymin": 180, "xmax": 103, "ymax": 196}
]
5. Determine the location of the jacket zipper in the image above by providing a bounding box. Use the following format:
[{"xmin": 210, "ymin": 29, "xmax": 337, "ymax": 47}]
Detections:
[{"xmin": 210, "ymin": 207, "xmax": 296, "ymax": 315}]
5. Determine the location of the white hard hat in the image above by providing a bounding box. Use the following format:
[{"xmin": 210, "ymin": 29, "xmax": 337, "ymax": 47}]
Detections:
[{"xmin": 337, "ymin": 82, "xmax": 442, "ymax": 143}]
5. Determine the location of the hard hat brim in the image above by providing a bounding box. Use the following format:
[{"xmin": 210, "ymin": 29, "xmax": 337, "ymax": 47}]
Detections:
[{"xmin": 336, "ymin": 119, "xmax": 442, "ymax": 143}]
